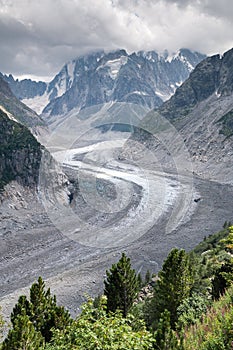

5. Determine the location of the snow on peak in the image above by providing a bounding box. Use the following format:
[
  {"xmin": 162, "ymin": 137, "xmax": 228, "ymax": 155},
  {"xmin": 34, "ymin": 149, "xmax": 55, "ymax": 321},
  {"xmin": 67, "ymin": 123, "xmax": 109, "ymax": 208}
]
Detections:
[
  {"xmin": 179, "ymin": 54, "xmax": 194, "ymax": 72},
  {"xmin": 98, "ymin": 55, "xmax": 128, "ymax": 79},
  {"xmin": 163, "ymin": 49, "xmax": 194, "ymax": 71},
  {"xmin": 67, "ymin": 60, "xmax": 76, "ymax": 86}
]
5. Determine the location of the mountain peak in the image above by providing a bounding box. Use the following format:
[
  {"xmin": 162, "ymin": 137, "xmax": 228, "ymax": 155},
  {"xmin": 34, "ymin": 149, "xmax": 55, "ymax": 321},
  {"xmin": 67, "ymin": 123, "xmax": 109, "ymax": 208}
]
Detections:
[
  {"xmin": 158, "ymin": 47, "xmax": 233, "ymax": 120},
  {"xmin": 2, "ymin": 48, "xmax": 206, "ymax": 116}
]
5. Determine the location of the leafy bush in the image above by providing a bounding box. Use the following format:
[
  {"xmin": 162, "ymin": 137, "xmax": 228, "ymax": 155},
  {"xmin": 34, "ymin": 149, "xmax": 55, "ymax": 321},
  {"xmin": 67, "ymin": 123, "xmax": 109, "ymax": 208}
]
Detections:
[{"xmin": 45, "ymin": 296, "xmax": 154, "ymax": 350}]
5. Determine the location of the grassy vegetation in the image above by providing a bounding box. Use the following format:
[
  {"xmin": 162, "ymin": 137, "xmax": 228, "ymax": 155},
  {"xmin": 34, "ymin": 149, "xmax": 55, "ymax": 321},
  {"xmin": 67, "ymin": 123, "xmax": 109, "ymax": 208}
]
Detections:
[
  {"xmin": 183, "ymin": 286, "xmax": 233, "ymax": 349},
  {"xmin": 192, "ymin": 224, "xmax": 230, "ymax": 256},
  {"xmin": 217, "ymin": 109, "xmax": 233, "ymax": 138},
  {"xmin": 0, "ymin": 109, "xmax": 41, "ymax": 189}
]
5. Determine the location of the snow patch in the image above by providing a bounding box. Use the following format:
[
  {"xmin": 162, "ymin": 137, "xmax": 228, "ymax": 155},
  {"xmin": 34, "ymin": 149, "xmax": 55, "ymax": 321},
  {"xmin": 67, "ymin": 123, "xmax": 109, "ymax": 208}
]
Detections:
[
  {"xmin": 155, "ymin": 90, "xmax": 171, "ymax": 101},
  {"xmin": 164, "ymin": 52, "xmax": 175, "ymax": 63},
  {"xmin": 130, "ymin": 91, "xmax": 149, "ymax": 96},
  {"xmin": 179, "ymin": 55, "xmax": 194, "ymax": 72},
  {"xmin": 67, "ymin": 61, "xmax": 76, "ymax": 86},
  {"xmin": 97, "ymin": 56, "xmax": 128, "ymax": 80},
  {"xmin": 144, "ymin": 52, "xmax": 155, "ymax": 62},
  {"xmin": 0, "ymin": 105, "xmax": 18, "ymax": 122},
  {"xmin": 22, "ymin": 91, "xmax": 50, "ymax": 115}
]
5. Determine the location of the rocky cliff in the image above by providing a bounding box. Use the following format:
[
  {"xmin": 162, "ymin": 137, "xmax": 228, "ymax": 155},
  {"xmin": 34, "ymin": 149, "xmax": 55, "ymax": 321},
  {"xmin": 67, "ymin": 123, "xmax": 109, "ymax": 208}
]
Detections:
[
  {"xmin": 2, "ymin": 49, "xmax": 205, "ymax": 116},
  {"xmin": 125, "ymin": 48, "xmax": 233, "ymax": 184},
  {"xmin": 0, "ymin": 109, "xmax": 42, "ymax": 190},
  {"xmin": 0, "ymin": 76, "xmax": 45, "ymax": 130},
  {"xmin": 158, "ymin": 48, "xmax": 233, "ymax": 121}
]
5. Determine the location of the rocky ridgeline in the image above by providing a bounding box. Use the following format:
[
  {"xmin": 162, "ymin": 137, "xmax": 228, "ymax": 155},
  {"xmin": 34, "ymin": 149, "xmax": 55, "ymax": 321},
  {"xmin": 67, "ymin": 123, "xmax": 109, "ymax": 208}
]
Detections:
[
  {"xmin": 0, "ymin": 76, "xmax": 45, "ymax": 130},
  {"xmin": 2, "ymin": 49, "xmax": 205, "ymax": 116},
  {"xmin": 123, "ymin": 48, "xmax": 233, "ymax": 184},
  {"xmin": 159, "ymin": 48, "xmax": 233, "ymax": 120}
]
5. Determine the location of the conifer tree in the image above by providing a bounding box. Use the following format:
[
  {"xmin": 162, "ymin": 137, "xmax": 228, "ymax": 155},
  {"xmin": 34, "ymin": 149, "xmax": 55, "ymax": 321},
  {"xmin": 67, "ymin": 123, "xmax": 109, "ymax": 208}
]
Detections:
[
  {"xmin": 29, "ymin": 276, "xmax": 71, "ymax": 342},
  {"xmin": 212, "ymin": 261, "xmax": 233, "ymax": 300},
  {"xmin": 2, "ymin": 310, "xmax": 44, "ymax": 350},
  {"xmin": 137, "ymin": 273, "xmax": 143, "ymax": 288},
  {"xmin": 0, "ymin": 307, "xmax": 4, "ymax": 341},
  {"xmin": 154, "ymin": 310, "xmax": 182, "ymax": 350},
  {"xmin": 11, "ymin": 295, "xmax": 31, "ymax": 326},
  {"xmin": 145, "ymin": 269, "xmax": 151, "ymax": 285},
  {"xmin": 149, "ymin": 248, "xmax": 194, "ymax": 329},
  {"xmin": 5, "ymin": 276, "xmax": 71, "ymax": 345},
  {"xmin": 104, "ymin": 253, "xmax": 139, "ymax": 317}
]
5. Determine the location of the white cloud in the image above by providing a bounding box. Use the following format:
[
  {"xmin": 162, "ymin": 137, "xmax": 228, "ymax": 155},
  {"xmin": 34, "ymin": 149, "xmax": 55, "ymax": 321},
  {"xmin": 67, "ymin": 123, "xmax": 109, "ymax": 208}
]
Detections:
[{"xmin": 0, "ymin": 0, "xmax": 232, "ymax": 79}]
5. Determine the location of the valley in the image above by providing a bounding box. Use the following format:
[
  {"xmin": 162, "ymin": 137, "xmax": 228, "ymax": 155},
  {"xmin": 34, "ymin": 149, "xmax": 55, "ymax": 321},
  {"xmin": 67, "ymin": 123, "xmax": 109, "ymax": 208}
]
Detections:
[
  {"xmin": 0, "ymin": 47, "xmax": 233, "ymax": 328},
  {"xmin": 1, "ymin": 124, "xmax": 233, "ymax": 322}
]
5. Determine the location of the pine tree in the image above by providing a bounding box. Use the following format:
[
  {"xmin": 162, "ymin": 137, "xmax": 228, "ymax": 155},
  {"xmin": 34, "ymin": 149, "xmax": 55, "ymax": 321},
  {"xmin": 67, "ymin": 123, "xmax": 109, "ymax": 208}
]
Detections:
[
  {"xmin": 137, "ymin": 273, "xmax": 143, "ymax": 288},
  {"xmin": 104, "ymin": 253, "xmax": 139, "ymax": 317},
  {"xmin": 154, "ymin": 310, "xmax": 182, "ymax": 350},
  {"xmin": 0, "ymin": 306, "xmax": 4, "ymax": 341},
  {"xmin": 29, "ymin": 276, "xmax": 56, "ymax": 341},
  {"xmin": 5, "ymin": 276, "xmax": 71, "ymax": 345},
  {"xmin": 145, "ymin": 269, "xmax": 151, "ymax": 285},
  {"xmin": 150, "ymin": 248, "xmax": 194, "ymax": 329},
  {"xmin": 212, "ymin": 261, "xmax": 233, "ymax": 300},
  {"xmin": 2, "ymin": 310, "xmax": 44, "ymax": 350},
  {"xmin": 11, "ymin": 295, "xmax": 31, "ymax": 326},
  {"xmin": 29, "ymin": 276, "xmax": 71, "ymax": 342}
]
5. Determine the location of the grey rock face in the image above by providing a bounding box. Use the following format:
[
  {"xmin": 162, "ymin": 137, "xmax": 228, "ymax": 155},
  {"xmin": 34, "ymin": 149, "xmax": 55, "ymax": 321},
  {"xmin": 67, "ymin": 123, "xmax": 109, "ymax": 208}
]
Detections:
[
  {"xmin": 0, "ymin": 76, "xmax": 45, "ymax": 130},
  {"xmin": 2, "ymin": 49, "xmax": 205, "ymax": 116},
  {"xmin": 128, "ymin": 47, "xmax": 233, "ymax": 184},
  {"xmin": 1, "ymin": 74, "xmax": 47, "ymax": 100},
  {"xmin": 159, "ymin": 48, "xmax": 233, "ymax": 120}
]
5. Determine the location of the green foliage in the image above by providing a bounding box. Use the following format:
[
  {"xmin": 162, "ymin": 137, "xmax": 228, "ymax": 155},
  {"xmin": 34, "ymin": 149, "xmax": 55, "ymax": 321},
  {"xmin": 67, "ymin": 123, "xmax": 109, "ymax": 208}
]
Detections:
[
  {"xmin": 145, "ymin": 270, "xmax": 151, "ymax": 285},
  {"xmin": 182, "ymin": 286, "xmax": 233, "ymax": 349},
  {"xmin": 2, "ymin": 310, "xmax": 44, "ymax": 350},
  {"xmin": 193, "ymin": 227, "xmax": 229, "ymax": 256},
  {"xmin": 0, "ymin": 109, "xmax": 41, "ymax": 189},
  {"xmin": 220, "ymin": 225, "xmax": 233, "ymax": 253},
  {"xmin": 217, "ymin": 109, "xmax": 233, "ymax": 138},
  {"xmin": 104, "ymin": 253, "xmax": 139, "ymax": 317},
  {"xmin": 190, "ymin": 225, "xmax": 233, "ymax": 299},
  {"xmin": 0, "ymin": 307, "xmax": 4, "ymax": 342},
  {"xmin": 147, "ymin": 248, "xmax": 195, "ymax": 330},
  {"xmin": 11, "ymin": 296, "xmax": 31, "ymax": 326},
  {"xmin": 4, "ymin": 277, "xmax": 71, "ymax": 346},
  {"xmin": 137, "ymin": 273, "xmax": 143, "ymax": 289},
  {"xmin": 0, "ymin": 110, "xmax": 40, "ymax": 153},
  {"xmin": 29, "ymin": 277, "xmax": 71, "ymax": 342},
  {"xmin": 176, "ymin": 293, "xmax": 209, "ymax": 330},
  {"xmin": 154, "ymin": 310, "xmax": 182, "ymax": 350},
  {"xmin": 45, "ymin": 296, "xmax": 154, "ymax": 350},
  {"xmin": 212, "ymin": 261, "xmax": 233, "ymax": 300}
]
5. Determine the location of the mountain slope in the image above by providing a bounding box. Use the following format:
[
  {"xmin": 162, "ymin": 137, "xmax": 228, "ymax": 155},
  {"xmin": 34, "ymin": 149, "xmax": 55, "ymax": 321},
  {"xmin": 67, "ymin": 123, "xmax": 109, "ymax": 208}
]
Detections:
[
  {"xmin": 0, "ymin": 76, "xmax": 46, "ymax": 133},
  {"xmin": 0, "ymin": 109, "xmax": 42, "ymax": 190},
  {"xmin": 3, "ymin": 49, "xmax": 205, "ymax": 116},
  {"xmin": 158, "ymin": 48, "xmax": 233, "ymax": 120},
  {"xmin": 126, "ymin": 48, "xmax": 233, "ymax": 184}
]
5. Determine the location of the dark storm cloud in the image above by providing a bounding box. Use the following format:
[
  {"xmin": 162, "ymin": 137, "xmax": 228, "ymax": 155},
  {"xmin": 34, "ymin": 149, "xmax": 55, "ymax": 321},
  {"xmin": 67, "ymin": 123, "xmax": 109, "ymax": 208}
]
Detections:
[{"xmin": 0, "ymin": 0, "xmax": 232, "ymax": 80}]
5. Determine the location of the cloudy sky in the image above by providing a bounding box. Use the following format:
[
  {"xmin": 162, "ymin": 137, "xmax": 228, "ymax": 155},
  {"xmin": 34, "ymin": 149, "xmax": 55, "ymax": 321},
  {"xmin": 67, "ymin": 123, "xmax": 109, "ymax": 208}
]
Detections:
[{"xmin": 0, "ymin": 0, "xmax": 233, "ymax": 81}]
